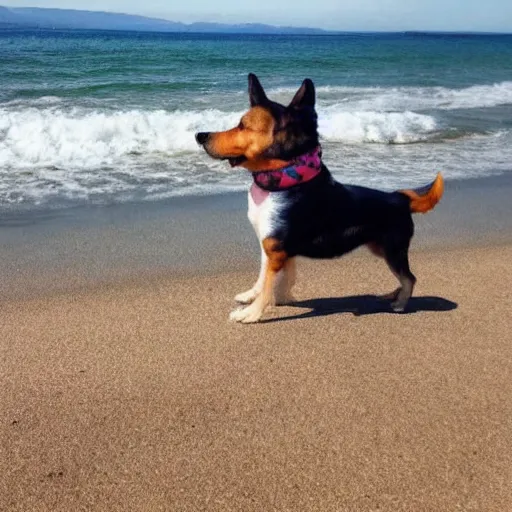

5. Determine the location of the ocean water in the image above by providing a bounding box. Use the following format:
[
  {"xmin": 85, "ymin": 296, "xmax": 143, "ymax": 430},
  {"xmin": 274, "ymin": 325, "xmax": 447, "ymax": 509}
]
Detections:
[{"xmin": 1, "ymin": 29, "xmax": 512, "ymax": 211}]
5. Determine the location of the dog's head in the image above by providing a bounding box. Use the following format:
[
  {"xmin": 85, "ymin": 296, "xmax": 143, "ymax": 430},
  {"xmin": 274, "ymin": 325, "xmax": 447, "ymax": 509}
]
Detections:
[{"xmin": 195, "ymin": 73, "xmax": 319, "ymax": 171}]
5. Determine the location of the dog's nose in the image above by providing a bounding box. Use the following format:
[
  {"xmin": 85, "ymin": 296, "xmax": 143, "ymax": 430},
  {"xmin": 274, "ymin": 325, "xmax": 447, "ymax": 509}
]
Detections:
[{"xmin": 195, "ymin": 132, "xmax": 210, "ymax": 145}]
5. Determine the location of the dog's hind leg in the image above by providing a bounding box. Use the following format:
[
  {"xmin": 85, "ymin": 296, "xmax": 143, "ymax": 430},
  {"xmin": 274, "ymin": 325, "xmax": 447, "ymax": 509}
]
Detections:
[
  {"xmin": 383, "ymin": 244, "xmax": 416, "ymax": 312},
  {"xmin": 274, "ymin": 257, "xmax": 296, "ymax": 305},
  {"xmin": 367, "ymin": 242, "xmax": 401, "ymax": 301}
]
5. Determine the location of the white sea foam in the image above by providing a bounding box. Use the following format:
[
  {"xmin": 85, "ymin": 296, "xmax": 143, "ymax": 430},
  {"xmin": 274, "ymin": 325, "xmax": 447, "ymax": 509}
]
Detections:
[
  {"xmin": 0, "ymin": 107, "xmax": 242, "ymax": 170},
  {"xmin": 0, "ymin": 97, "xmax": 511, "ymax": 208},
  {"xmin": 0, "ymin": 105, "xmax": 441, "ymax": 174},
  {"xmin": 3, "ymin": 81, "xmax": 510, "ymax": 172},
  {"xmin": 319, "ymin": 110, "xmax": 439, "ymax": 144},
  {"xmin": 269, "ymin": 81, "xmax": 512, "ymax": 111}
]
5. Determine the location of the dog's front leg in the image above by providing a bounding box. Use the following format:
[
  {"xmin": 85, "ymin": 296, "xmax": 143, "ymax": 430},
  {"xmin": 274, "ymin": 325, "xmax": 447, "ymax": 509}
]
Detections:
[
  {"xmin": 230, "ymin": 238, "xmax": 287, "ymax": 323},
  {"xmin": 234, "ymin": 246, "xmax": 267, "ymax": 304},
  {"xmin": 274, "ymin": 257, "xmax": 296, "ymax": 305}
]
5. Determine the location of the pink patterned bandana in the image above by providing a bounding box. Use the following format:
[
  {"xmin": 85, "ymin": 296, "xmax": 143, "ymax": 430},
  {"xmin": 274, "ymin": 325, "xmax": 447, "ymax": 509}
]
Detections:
[{"xmin": 252, "ymin": 146, "xmax": 322, "ymax": 192}]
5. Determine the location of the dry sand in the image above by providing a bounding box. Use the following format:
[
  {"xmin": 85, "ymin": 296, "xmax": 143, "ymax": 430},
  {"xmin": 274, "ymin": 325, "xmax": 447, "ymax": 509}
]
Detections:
[{"xmin": 2, "ymin": 244, "xmax": 512, "ymax": 511}]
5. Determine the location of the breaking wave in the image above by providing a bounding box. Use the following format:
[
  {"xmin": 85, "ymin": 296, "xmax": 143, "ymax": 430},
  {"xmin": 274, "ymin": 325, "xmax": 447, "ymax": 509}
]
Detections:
[
  {"xmin": 0, "ymin": 106, "xmax": 444, "ymax": 172},
  {"xmin": 0, "ymin": 108, "xmax": 241, "ymax": 170},
  {"xmin": 269, "ymin": 81, "xmax": 512, "ymax": 111},
  {"xmin": 1, "ymin": 81, "xmax": 511, "ymax": 208}
]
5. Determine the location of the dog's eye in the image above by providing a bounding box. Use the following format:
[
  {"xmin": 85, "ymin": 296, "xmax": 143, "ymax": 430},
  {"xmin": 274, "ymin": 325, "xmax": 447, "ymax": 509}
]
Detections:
[{"xmin": 238, "ymin": 121, "xmax": 244, "ymax": 130}]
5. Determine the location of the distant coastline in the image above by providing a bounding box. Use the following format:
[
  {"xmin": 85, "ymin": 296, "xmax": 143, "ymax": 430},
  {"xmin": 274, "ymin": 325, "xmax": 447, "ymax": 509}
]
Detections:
[{"xmin": 0, "ymin": 6, "xmax": 334, "ymax": 34}]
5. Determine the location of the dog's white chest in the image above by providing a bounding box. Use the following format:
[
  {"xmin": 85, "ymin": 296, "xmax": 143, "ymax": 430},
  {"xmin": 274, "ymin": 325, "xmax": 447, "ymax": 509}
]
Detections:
[{"xmin": 247, "ymin": 184, "xmax": 282, "ymax": 241}]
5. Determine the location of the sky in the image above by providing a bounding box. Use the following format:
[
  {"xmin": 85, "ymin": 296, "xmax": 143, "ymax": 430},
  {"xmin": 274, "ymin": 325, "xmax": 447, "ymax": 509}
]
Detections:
[{"xmin": 3, "ymin": 0, "xmax": 512, "ymax": 32}]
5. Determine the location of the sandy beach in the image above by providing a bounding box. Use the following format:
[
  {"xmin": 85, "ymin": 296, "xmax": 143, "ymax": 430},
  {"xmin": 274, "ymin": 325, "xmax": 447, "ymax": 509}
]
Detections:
[{"xmin": 2, "ymin": 176, "xmax": 512, "ymax": 511}]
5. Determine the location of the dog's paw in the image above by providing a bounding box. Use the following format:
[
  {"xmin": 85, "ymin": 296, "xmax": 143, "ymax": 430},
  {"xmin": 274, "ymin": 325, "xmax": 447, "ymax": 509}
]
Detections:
[
  {"xmin": 229, "ymin": 304, "xmax": 264, "ymax": 323},
  {"xmin": 234, "ymin": 288, "xmax": 259, "ymax": 304},
  {"xmin": 391, "ymin": 300, "xmax": 407, "ymax": 313}
]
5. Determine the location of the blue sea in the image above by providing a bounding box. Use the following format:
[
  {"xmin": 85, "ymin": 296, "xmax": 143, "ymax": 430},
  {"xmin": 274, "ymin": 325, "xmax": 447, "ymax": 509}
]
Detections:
[{"xmin": 1, "ymin": 29, "xmax": 512, "ymax": 211}]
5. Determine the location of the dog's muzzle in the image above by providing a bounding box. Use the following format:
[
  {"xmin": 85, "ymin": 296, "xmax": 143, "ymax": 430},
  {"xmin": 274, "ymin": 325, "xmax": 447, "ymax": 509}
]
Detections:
[{"xmin": 195, "ymin": 132, "xmax": 247, "ymax": 167}]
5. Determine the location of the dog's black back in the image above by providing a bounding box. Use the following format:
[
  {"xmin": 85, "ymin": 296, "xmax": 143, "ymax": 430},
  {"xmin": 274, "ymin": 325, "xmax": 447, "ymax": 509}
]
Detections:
[{"xmin": 270, "ymin": 163, "xmax": 414, "ymax": 261}]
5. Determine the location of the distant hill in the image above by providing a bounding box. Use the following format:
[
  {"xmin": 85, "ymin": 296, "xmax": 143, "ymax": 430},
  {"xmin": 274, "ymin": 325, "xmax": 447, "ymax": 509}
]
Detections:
[{"xmin": 0, "ymin": 6, "xmax": 333, "ymax": 34}]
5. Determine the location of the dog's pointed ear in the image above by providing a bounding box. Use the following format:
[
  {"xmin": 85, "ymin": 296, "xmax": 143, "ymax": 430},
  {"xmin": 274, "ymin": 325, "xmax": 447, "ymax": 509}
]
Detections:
[
  {"xmin": 248, "ymin": 73, "xmax": 268, "ymax": 107},
  {"xmin": 289, "ymin": 78, "xmax": 315, "ymax": 108}
]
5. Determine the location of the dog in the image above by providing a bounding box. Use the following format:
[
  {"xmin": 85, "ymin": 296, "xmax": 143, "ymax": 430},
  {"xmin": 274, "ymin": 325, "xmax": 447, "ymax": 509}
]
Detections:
[{"xmin": 196, "ymin": 73, "xmax": 444, "ymax": 323}]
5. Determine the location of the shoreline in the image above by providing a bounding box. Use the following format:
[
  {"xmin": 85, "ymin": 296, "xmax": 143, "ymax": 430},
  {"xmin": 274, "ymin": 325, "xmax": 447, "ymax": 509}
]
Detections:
[{"xmin": 1, "ymin": 172, "xmax": 512, "ymax": 301}]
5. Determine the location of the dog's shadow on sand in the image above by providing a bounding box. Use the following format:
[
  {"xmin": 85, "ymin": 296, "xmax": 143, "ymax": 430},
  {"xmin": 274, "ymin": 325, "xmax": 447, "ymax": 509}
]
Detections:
[{"xmin": 262, "ymin": 295, "xmax": 458, "ymax": 323}]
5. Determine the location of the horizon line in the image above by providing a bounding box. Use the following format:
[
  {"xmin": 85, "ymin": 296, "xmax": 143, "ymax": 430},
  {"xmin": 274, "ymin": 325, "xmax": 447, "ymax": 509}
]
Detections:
[{"xmin": 1, "ymin": 27, "xmax": 511, "ymax": 36}]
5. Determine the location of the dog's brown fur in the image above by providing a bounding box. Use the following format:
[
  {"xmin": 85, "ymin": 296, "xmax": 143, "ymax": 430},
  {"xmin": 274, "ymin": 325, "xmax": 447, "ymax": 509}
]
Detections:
[{"xmin": 201, "ymin": 106, "xmax": 276, "ymax": 161}]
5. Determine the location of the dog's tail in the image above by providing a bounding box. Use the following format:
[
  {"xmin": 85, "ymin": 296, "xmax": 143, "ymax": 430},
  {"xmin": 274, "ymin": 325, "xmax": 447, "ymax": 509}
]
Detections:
[{"xmin": 399, "ymin": 173, "xmax": 444, "ymax": 214}]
